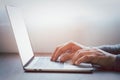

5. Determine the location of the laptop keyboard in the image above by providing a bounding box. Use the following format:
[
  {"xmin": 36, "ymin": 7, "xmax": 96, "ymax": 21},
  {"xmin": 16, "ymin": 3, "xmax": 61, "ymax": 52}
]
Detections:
[
  {"xmin": 30, "ymin": 57, "xmax": 64, "ymax": 69},
  {"xmin": 25, "ymin": 57, "xmax": 93, "ymax": 71}
]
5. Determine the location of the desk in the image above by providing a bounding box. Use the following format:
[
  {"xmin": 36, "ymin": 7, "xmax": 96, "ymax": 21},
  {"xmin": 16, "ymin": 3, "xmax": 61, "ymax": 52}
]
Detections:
[{"xmin": 0, "ymin": 53, "xmax": 120, "ymax": 80}]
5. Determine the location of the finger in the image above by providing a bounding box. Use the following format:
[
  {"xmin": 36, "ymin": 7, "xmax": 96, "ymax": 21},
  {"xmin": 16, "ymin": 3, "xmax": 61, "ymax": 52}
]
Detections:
[
  {"xmin": 61, "ymin": 42, "xmax": 75, "ymax": 51},
  {"xmin": 59, "ymin": 52, "xmax": 71, "ymax": 62},
  {"xmin": 72, "ymin": 50, "xmax": 85, "ymax": 64},
  {"xmin": 74, "ymin": 55, "xmax": 94, "ymax": 65},
  {"xmin": 72, "ymin": 49, "xmax": 94, "ymax": 64},
  {"xmin": 51, "ymin": 42, "xmax": 75, "ymax": 61},
  {"xmin": 51, "ymin": 45, "xmax": 63, "ymax": 61},
  {"xmin": 60, "ymin": 52, "xmax": 75, "ymax": 62},
  {"xmin": 71, "ymin": 45, "xmax": 81, "ymax": 52}
]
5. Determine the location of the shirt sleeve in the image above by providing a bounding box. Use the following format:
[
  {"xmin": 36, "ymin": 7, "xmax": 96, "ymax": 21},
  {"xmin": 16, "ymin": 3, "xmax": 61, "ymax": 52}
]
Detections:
[
  {"xmin": 97, "ymin": 44, "xmax": 120, "ymax": 54},
  {"xmin": 97, "ymin": 44, "xmax": 120, "ymax": 71}
]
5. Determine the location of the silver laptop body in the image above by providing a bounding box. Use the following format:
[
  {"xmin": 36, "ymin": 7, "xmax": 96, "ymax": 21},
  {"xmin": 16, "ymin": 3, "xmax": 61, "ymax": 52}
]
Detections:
[{"xmin": 6, "ymin": 5, "xmax": 94, "ymax": 72}]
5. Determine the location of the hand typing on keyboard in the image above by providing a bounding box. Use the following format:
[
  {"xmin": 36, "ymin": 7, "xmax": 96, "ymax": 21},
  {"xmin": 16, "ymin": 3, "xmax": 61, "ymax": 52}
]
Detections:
[{"xmin": 51, "ymin": 41, "xmax": 116, "ymax": 69}]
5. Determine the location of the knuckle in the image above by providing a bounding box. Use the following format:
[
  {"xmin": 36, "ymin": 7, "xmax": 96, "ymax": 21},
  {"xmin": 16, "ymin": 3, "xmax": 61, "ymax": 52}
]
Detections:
[
  {"xmin": 84, "ymin": 55, "xmax": 89, "ymax": 59},
  {"xmin": 75, "ymin": 50, "xmax": 82, "ymax": 55},
  {"xmin": 69, "ymin": 41, "xmax": 76, "ymax": 46},
  {"xmin": 76, "ymin": 50, "xmax": 80, "ymax": 53}
]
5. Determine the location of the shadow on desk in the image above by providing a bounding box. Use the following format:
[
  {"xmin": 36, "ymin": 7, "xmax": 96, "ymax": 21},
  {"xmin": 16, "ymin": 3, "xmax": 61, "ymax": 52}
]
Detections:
[{"xmin": 0, "ymin": 53, "xmax": 120, "ymax": 80}]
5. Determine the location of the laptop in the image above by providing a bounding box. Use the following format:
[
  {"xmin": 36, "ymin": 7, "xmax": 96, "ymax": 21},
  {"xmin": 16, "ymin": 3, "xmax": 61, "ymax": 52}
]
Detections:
[{"xmin": 6, "ymin": 5, "xmax": 94, "ymax": 72}]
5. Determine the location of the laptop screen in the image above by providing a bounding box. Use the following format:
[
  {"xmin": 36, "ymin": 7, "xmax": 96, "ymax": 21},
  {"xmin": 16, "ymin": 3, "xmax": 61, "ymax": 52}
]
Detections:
[{"xmin": 6, "ymin": 6, "xmax": 34, "ymax": 66}]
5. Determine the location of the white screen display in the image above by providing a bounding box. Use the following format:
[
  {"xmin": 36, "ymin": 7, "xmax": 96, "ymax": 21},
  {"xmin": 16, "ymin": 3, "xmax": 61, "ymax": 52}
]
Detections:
[{"xmin": 6, "ymin": 6, "xmax": 34, "ymax": 66}]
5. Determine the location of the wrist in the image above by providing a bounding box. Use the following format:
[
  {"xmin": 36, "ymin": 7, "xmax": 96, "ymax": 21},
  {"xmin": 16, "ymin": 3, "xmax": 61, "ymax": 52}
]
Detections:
[{"xmin": 109, "ymin": 54, "xmax": 116, "ymax": 66}]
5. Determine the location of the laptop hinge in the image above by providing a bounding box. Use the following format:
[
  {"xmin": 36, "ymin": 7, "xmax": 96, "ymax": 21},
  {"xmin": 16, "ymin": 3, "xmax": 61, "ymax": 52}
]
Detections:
[{"xmin": 23, "ymin": 56, "xmax": 34, "ymax": 68}]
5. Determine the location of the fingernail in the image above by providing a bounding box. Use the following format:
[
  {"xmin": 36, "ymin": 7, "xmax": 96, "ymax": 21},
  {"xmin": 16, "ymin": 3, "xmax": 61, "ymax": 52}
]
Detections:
[
  {"xmin": 75, "ymin": 61, "xmax": 78, "ymax": 65},
  {"xmin": 51, "ymin": 58, "xmax": 55, "ymax": 61},
  {"xmin": 51, "ymin": 58, "xmax": 53, "ymax": 61},
  {"xmin": 60, "ymin": 59, "xmax": 64, "ymax": 63},
  {"xmin": 60, "ymin": 60, "xmax": 64, "ymax": 63}
]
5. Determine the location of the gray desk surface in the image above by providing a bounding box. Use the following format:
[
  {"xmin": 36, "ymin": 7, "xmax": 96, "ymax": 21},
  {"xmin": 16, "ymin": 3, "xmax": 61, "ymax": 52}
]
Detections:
[{"xmin": 0, "ymin": 53, "xmax": 120, "ymax": 80}]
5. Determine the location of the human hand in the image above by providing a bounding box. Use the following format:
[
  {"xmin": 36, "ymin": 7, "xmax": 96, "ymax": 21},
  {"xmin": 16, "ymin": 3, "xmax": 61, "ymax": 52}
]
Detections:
[
  {"xmin": 72, "ymin": 48, "xmax": 116, "ymax": 68},
  {"xmin": 51, "ymin": 41, "xmax": 87, "ymax": 62}
]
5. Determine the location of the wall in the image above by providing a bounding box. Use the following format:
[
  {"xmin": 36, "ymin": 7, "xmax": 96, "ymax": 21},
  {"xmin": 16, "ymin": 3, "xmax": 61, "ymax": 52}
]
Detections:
[{"xmin": 0, "ymin": 0, "xmax": 120, "ymax": 53}]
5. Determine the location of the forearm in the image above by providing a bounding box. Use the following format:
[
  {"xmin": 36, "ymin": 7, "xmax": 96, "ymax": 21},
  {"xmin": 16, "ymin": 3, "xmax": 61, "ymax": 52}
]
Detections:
[
  {"xmin": 97, "ymin": 44, "xmax": 120, "ymax": 71},
  {"xmin": 113, "ymin": 54, "xmax": 120, "ymax": 71}
]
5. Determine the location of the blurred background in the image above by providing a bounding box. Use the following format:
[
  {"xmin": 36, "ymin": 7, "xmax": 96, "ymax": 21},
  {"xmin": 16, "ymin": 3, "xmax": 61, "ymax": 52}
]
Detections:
[{"xmin": 0, "ymin": 0, "xmax": 120, "ymax": 53}]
